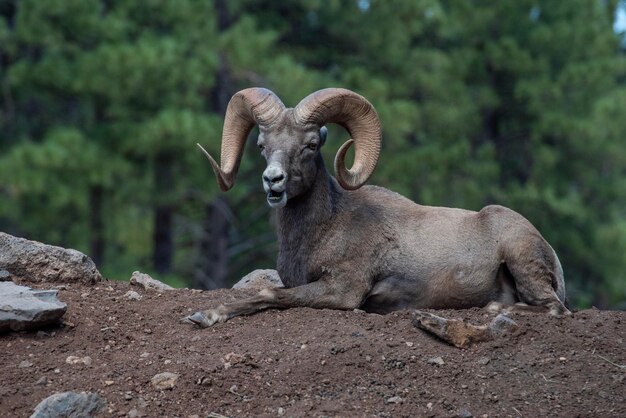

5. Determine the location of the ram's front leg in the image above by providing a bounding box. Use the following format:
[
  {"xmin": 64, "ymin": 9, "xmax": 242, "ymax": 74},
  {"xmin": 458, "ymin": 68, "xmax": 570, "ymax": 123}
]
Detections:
[{"xmin": 186, "ymin": 276, "xmax": 369, "ymax": 328}]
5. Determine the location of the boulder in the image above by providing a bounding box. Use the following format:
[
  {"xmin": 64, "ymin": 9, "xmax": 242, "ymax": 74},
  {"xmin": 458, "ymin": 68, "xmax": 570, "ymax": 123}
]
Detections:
[
  {"xmin": 30, "ymin": 391, "xmax": 106, "ymax": 418},
  {"xmin": 232, "ymin": 269, "xmax": 283, "ymax": 290},
  {"xmin": 0, "ymin": 232, "xmax": 102, "ymax": 284},
  {"xmin": 0, "ymin": 282, "xmax": 67, "ymax": 333}
]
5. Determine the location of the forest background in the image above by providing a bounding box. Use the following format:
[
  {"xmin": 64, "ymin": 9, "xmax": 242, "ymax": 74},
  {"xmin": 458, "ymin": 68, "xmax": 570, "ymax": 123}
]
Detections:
[{"xmin": 1, "ymin": 0, "xmax": 625, "ymax": 309}]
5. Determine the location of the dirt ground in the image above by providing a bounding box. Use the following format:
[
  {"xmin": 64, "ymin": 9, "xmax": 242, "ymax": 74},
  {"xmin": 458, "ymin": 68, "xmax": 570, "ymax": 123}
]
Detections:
[{"xmin": 1, "ymin": 280, "xmax": 624, "ymax": 418}]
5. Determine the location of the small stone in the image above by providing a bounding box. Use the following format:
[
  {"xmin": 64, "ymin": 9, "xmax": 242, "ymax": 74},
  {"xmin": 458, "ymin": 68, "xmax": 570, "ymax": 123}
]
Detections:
[
  {"xmin": 19, "ymin": 360, "xmax": 33, "ymax": 368},
  {"xmin": 405, "ymin": 341, "xmax": 414, "ymax": 347},
  {"xmin": 277, "ymin": 407, "xmax": 285, "ymax": 415},
  {"xmin": 0, "ymin": 269, "xmax": 11, "ymax": 281},
  {"xmin": 151, "ymin": 372, "xmax": 179, "ymax": 390},
  {"xmin": 104, "ymin": 380, "xmax": 114, "ymax": 386},
  {"xmin": 223, "ymin": 352, "xmax": 245, "ymax": 369},
  {"xmin": 66, "ymin": 355, "xmax": 92, "ymax": 366},
  {"xmin": 130, "ymin": 271, "xmax": 173, "ymax": 292},
  {"xmin": 124, "ymin": 291, "xmax": 142, "ymax": 301},
  {"xmin": 478, "ymin": 357, "xmax": 490, "ymax": 365},
  {"xmin": 164, "ymin": 359, "xmax": 172, "ymax": 365},
  {"xmin": 61, "ymin": 320, "xmax": 76, "ymax": 328},
  {"xmin": 488, "ymin": 314, "xmax": 519, "ymax": 337},
  {"xmin": 140, "ymin": 352, "xmax": 150, "ymax": 358},
  {"xmin": 385, "ymin": 396, "xmax": 404, "ymax": 404},
  {"xmin": 365, "ymin": 355, "xmax": 372, "ymax": 362},
  {"xmin": 559, "ymin": 357, "xmax": 567, "ymax": 362},
  {"xmin": 124, "ymin": 392, "xmax": 133, "ymax": 400},
  {"xmin": 427, "ymin": 402, "xmax": 433, "ymax": 409},
  {"xmin": 427, "ymin": 356, "xmax": 445, "ymax": 365},
  {"xmin": 457, "ymin": 409, "xmax": 473, "ymax": 418},
  {"xmin": 35, "ymin": 376, "xmax": 48, "ymax": 386},
  {"xmin": 127, "ymin": 408, "xmax": 141, "ymax": 418}
]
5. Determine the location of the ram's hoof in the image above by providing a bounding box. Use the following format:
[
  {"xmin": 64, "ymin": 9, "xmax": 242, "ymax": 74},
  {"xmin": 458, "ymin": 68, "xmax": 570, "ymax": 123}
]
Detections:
[{"xmin": 186, "ymin": 311, "xmax": 214, "ymax": 328}]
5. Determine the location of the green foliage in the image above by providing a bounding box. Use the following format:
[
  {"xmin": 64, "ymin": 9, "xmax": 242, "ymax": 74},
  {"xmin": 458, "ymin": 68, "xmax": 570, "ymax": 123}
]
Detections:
[{"xmin": 1, "ymin": 0, "xmax": 624, "ymax": 308}]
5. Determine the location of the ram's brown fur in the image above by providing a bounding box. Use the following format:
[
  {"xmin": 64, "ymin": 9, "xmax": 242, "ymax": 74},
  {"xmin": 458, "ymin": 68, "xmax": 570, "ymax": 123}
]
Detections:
[{"xmin": 189, "ymin": 88, "xmax": 568, "ymax": 328}]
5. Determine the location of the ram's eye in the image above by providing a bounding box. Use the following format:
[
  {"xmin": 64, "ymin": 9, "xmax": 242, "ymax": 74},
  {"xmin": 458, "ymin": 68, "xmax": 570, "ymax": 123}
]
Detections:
[
  {"xmin": 258, "ymin": 144, "xmax": 265, "ymax": 151},
  {"xmin": 307, "ymin": 143, "xmax": 318, "ymax": 151}
]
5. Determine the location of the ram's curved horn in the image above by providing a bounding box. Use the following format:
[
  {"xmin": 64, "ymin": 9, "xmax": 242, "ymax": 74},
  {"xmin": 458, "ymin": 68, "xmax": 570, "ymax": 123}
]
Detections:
[
  {"xmin": 198, "ymin": 88, "xmax": 285, "ymax": 191},
  {"xmin": 293, "ymin": 88, "xmax": 381, "ymax": 190}
]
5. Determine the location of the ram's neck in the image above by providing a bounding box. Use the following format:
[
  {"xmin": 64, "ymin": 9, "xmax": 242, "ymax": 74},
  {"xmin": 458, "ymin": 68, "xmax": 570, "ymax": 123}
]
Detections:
[
  {"xmin": 277, "ymin": 158, "xmax": 340, "ymax": 234},
  {"xmin": 275, "ymin": 157, "xmax": 342, "ymax": 285}
]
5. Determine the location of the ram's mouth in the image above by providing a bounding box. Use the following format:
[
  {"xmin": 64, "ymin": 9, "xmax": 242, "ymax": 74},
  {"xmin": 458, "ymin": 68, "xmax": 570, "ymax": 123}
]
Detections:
[{"xmin": 267, "ymin": 190, "xmax": 287, "ymax": 208}]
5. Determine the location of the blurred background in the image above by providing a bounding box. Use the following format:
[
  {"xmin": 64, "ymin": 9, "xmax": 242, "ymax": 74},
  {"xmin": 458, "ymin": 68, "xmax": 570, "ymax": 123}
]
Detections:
[{"xmin": 0, "ymin": 0, "xmax": 625, "ymax": 309}]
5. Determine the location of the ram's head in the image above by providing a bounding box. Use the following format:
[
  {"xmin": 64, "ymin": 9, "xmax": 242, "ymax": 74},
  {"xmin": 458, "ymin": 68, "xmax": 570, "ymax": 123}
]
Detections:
[{"xmin": 198, "ymin": 88, "xmax": 382, "ymax": 208}]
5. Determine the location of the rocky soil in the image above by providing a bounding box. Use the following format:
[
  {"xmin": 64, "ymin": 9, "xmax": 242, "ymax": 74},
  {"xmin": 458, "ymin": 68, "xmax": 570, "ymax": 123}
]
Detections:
[{"xmin": 1, "ymin": 280, "xmax": 624, "ymax": 418}]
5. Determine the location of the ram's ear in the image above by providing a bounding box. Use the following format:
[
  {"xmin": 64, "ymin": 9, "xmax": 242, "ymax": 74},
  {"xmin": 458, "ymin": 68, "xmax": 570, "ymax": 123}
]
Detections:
[{"xmin": 319, "ymin": 126, "xmax": 328, "ymax": 147}]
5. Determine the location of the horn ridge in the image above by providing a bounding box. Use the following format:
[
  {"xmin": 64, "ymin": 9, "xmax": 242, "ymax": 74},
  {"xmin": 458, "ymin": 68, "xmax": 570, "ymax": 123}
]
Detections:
[
  {"xmin": 200, "ymin": 88, "xmax": 285, "ymax": 191},
  {"xmin": 294, "ymin": 88, "xmax": 382, "ymax": 190}
]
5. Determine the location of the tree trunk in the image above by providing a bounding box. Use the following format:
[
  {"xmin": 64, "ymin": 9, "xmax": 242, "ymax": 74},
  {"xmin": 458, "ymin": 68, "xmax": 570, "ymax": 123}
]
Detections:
[
  {"xmin": 194, "ymin": 196, "xmax": 230, "ymax": 289},
  {"xmin": 89, "ymin": 185, "xmax": 104, "ymax": 268},
  {"xmin": 191, "ymin": 0, "xmax": 235, "ymax": 289},
  {"xmin": 153, "ymin": 152, "xmax": 174, "ymax": 274}
]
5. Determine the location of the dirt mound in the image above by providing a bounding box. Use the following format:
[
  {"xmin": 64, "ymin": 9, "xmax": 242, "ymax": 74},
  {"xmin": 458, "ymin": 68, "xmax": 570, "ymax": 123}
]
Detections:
[{"xmin": 1, "ymin": 281, "xmax": 624, "ymax": 417}]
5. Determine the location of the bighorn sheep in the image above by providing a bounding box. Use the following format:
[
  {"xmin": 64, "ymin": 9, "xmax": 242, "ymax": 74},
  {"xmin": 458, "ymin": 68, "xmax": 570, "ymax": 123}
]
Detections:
[{"xmin": 188, "ymin": 88, "xmax": 569, "ymax": 327}]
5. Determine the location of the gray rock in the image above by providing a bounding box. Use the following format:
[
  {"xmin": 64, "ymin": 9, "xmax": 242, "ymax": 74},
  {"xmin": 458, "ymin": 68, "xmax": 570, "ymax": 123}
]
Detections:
[
  {"xmin": 124, "ymin": 290, "xmax": 142, "ymax": 301},
  {"xmin": 427, "ymin": 356, "xmax": 445, "ymax": 365},
  {"xmin": 65, "ymin": 355, "xmax": 92, "ymax": 366},
  {"xmin": 385, "ymin": 396, "xmax": 404, "ymax": 404},
  {"xmin": 0, "ymin": 269, "xmax": 11, "ymax": 281},
  {"xmin": 0, "ymin": 282, "xmax": 67, "ymax": 333},
  {"xmin": 488, "ymin": 314, "xmax": 519, "ymax": 337},
  {"xmin": 150, "ymin": 372, "xmax": 179, "ymax": 390},
  {"xmin": 457, "ymin": 409, "xmax": 473, "ymax": 418},
  {"xmin": 130, "ymin": 271, "xmax": 173, "ymax": 292},
  {"xmin": 30, "ymin": 391, "xmax": 106, "ymax": 418},
  {"xmin": 0, "ymin": 232, "xmax": 102, "ymax": 284},
  {"xmin": 232, "ymin": 269, "xmax": 283, "ymax": 290},
  {"xmin": 127, "ymin": 408, "xmax": 142, "ymax": 418},
  {"xmin": 477, "ymin": 356, "xmax": 491, "ymax": 365}
]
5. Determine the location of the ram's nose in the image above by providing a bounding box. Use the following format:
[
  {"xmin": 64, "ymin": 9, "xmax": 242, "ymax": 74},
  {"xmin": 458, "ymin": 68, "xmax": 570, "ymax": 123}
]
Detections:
[
  {"xmin": 262, "ymin": 164, "xmax": 288, "ymax": 208},
  {"xmin": 262, "ymin": 165, "xmax": 286, "ymax": 192}
]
